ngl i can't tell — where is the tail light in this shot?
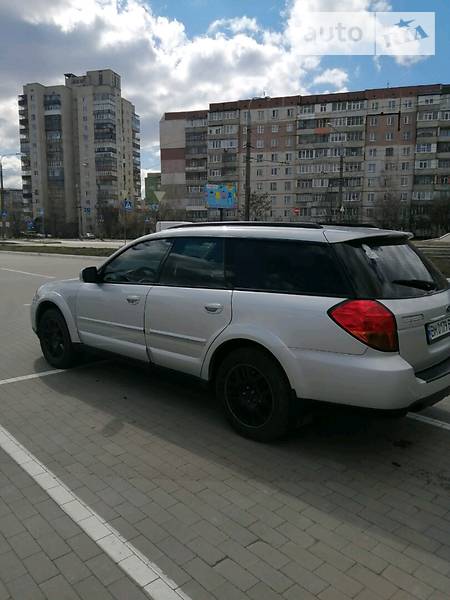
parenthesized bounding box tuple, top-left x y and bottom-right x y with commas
(329, 300, 398, 352)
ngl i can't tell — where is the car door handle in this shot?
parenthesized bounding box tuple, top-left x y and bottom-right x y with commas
(204, 303, 223, 314)
(126, 295, 141, 305)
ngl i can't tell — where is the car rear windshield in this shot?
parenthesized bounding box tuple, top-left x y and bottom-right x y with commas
(334, 238, 449, 299)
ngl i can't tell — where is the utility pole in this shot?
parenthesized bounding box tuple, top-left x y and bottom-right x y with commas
(244, 110, 252, 221)
(244, 96, 270, 221)
(339, 152, 344, 222)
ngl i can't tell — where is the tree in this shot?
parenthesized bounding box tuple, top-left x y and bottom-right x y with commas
(238, 192, 271, 221)
(430, 195, 450, 237)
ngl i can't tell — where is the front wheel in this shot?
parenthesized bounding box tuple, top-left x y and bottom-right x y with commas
(38, 308, 78, 369)
(215, 347, 292, 442)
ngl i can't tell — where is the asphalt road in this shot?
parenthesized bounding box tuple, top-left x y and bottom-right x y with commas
(0, 250, 450, 600)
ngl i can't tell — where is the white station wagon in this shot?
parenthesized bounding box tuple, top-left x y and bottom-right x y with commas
(31, 223, 450, 441)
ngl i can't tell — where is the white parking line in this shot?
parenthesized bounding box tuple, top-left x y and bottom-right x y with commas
(0, 370, 62, 386)
(407, 412, 450, 431)
(0, 267, 55, 279)
(0, 416, 190, 600)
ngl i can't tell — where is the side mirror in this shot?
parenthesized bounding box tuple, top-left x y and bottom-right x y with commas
(80, 266, 99, 283)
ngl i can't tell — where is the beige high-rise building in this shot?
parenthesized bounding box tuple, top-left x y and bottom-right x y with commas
(19, 69, 141, 236)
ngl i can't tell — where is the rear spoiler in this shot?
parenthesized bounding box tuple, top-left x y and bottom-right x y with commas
(324, 230, 413, 244)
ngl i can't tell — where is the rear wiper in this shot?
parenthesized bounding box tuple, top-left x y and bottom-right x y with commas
(391, 279, 437, 291)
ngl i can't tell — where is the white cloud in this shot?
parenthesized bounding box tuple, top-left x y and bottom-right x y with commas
(208, 16, 259, 35)
(313, 68, 349, 88)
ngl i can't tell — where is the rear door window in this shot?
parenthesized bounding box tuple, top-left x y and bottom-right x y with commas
(227, 238, 351, 296)
(159, 237, 226, 288)
(335, 239, 449, 299)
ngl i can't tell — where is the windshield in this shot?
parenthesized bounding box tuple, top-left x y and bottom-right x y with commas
(335, 239, 449, 299)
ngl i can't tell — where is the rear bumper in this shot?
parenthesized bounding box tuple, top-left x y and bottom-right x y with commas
(288, 348, 450, 411)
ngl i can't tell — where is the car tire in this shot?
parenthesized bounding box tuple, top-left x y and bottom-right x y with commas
(38, 308, 78, 369)
(215, 346, 292, 442)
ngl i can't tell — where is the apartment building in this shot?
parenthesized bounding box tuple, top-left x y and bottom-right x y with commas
(160, 84, 450, 229)
(19, 69, 141, 236)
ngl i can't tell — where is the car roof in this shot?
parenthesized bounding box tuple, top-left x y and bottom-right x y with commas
(143, 222, 411, 244)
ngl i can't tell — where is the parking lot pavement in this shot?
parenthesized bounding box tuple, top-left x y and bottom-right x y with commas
(1, 252, 450, 600)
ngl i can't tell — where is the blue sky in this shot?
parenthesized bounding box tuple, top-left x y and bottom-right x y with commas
(0, 0, 448, 188)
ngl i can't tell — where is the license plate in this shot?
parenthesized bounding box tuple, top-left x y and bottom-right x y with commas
(426, 315, 450, 344)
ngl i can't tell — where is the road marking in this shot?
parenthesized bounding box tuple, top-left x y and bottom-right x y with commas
(23, 303, 31, 307)
(0, 267, 55, 279)
(0, 423, 190, 600)
(408, 413, 450, 431)
(0, 370, 63, 386)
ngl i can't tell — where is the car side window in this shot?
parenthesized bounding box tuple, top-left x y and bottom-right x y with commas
(159, 237, 226, 288)
(101, 239, 172, 284)
(227, 238, 350, 296)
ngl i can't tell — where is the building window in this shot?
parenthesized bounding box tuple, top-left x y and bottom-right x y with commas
(385, 132, 393, 141)
(368, 148, 377, 157)
(385, 147, 394, 157)
(418, 160, 430, 168)
(285, 167, 292, 175)
(368, 163, 376, 173)
(271, 167, 278, 175)
(271, 153, 278, 162)
(403, 115, 410, 125)
(369, 132, 376, 142)
(271, 139, 278, 147)
(387, 116, 394, 126)
(388, 100, 396, 109)
(369, 116, 378, 126)
(256, 168, 263, 176)
(257, 125, 264, 134)
(256, 139, 264, 148)
(272, 109, 279, 120)
(367, 192, 375, 202)
(401, 176, 408, 186)
(401, 162, 410, 170)
(286, 137, 293, 147)
(286, 123, 293, 132)
(285, 152, 292, 161)
(272, 124, 279, 133)
(367, 178, 376, 187)
(371, 101, 379, 109)
(416, 143, 432, 153)
(404, 99, 413, 108)
(287, 108, 294, 117)
(256, 182, 263, 191)
(402, 147, 411, 156)
(284, 181, 292, 191)
(256, 154, 263, 162)
(270, 182, 277, 191)
(320, 103, 327, 112)
(403, 131, 411, 140)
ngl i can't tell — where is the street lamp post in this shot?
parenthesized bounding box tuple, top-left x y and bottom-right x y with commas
(244, 96, 270, 221)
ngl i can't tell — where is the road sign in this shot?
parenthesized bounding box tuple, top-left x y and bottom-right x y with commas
(149, 204, 159, 212)
(205, 183, 236, 209)
(38, 208, 44, 216)
(1, 211, 7, 219)
(144, 217, 150, 223)
(154, 191, 166, 202)
(123, 199, 133, 211)
(84, 207, 91, 214)
(292, 208, 300, 216)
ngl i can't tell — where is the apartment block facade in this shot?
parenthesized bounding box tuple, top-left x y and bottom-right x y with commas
(160, 84, 450, 230)
(19, 69, 141, 236)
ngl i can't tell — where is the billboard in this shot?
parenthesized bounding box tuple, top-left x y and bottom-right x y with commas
(204, 183, 236, 209)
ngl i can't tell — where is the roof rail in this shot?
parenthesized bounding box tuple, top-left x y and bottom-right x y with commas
(320, 222, 379, 228)
(170, 221, 324, 230)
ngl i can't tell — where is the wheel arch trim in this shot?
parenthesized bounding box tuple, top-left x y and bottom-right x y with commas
(35, 293, 80, 343)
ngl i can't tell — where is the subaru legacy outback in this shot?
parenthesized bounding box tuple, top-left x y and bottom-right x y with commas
(31, 223, 450, 441)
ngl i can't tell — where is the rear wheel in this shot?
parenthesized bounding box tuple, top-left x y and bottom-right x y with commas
(38, 308, 78, 369)
(215, 347, 292, 442)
